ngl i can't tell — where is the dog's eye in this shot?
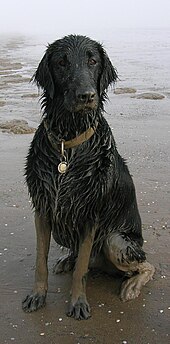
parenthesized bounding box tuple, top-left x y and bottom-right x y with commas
(58, 59, 66, 67)
(88, 58, 97, 66)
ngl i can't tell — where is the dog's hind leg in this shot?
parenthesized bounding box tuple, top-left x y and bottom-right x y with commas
(53, 252, 76, 274)
(67, 227, 96, 320)
(103, 232, 155, 302)
(22, 211, 51, 312)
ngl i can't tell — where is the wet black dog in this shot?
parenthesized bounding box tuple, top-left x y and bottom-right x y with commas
(22, 35, 154, 320)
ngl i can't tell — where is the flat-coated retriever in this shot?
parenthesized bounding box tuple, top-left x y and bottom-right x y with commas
(22, 35, 155, 320)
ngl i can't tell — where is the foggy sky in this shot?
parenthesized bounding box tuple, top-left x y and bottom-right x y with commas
(0, 0, 170, 36)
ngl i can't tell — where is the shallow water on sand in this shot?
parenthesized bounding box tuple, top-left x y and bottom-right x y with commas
(0, 28, 170, 127)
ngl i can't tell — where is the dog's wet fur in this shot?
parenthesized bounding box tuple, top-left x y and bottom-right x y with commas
(22, 35, 155, 320)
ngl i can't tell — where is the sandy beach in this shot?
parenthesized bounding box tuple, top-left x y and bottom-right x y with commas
(0, 31, 170, 344)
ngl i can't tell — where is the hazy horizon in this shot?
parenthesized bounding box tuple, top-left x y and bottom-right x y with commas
(1, 0, 170, 38)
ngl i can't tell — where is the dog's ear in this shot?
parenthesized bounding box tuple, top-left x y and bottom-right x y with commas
(99, 46, 118, 94)
(32, 52, 54, 99)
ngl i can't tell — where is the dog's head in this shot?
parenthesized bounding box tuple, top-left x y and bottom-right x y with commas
(33, 35, 118, 113)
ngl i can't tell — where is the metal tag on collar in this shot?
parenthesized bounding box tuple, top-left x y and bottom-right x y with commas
(58, 140, 68, 174)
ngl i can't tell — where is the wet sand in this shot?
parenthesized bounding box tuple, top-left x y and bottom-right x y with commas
(0, 34, 170, 344)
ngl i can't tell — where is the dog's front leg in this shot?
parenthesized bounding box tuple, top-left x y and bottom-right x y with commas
(22, 211, 51, 312)
(67, 227, 96, 320)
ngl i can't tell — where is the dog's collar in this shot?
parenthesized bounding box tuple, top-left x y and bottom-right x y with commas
(44, 119, 98, 174)
(44, 119, 98, 150)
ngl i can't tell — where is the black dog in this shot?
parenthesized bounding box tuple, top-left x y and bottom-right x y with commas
(22, 35, 155, 320)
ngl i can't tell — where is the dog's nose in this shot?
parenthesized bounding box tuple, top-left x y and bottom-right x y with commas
(77, 91, 96, 103)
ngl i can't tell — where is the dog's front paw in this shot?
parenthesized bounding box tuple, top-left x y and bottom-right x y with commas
(66, 296, 91, 320)
(22, 292, 46, 312)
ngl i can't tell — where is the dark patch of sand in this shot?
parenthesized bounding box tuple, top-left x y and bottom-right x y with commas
(0, 60, 23, 71)
(1, 75, 31, 85)
(114, 87, 137, 94)
(0, 100, 6, 107)
(21, 93, 38, 98)
(0, 82, 10, 90)
(132, 92, 165, 100)
(0, 70, 16, 76)
(0, 119, 36, 134)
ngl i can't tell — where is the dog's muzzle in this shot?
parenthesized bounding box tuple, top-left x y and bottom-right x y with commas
(64, 86, 98, 112)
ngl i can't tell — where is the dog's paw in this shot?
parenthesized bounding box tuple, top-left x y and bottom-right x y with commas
(53, 254, 75, 274)
(66, 296, 91, 320)
(120, 262, 155, 302)
(22, 292, 46, 312)
(120, 277, 141, 302)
